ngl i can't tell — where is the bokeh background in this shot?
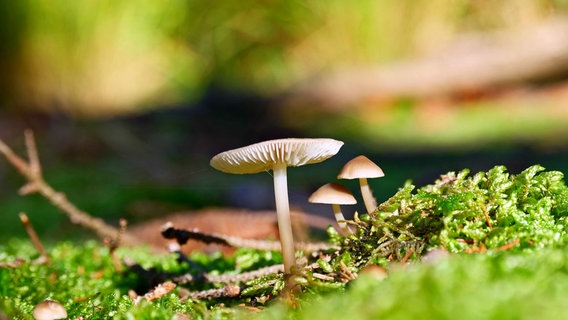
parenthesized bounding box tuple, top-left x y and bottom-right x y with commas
(2, 1, 568, 243)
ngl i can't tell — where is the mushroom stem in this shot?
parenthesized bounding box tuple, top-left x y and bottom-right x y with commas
(359, 177, 378, 213)
(331, 204, 353, 236)
(272, 163, 297, 275)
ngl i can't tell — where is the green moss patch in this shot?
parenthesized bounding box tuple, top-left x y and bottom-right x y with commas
(2, 164, 568, 319)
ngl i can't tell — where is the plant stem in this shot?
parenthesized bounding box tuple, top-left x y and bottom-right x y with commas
(19, 212, 50, 263)
(360, 177, 378, 213)
(332, 204, 353, 235)
(273, 163, 297, 275)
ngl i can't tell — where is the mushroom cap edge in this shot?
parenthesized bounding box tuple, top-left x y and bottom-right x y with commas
(210, 138, 344, 174)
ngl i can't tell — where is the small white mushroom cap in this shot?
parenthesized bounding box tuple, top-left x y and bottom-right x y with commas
(309, 183, 356, 235)
(308, 183, 357, 205)
(210, 138, 344, 174)
(33, 299, 67, 320)
(338, 155, 384, 213)
(337, 155, 384, 179)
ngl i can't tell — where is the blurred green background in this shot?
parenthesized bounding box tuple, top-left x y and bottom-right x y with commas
(2, 0, 568, 243)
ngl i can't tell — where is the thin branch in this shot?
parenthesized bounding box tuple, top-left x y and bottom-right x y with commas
(172, 263, 285, 285)
(0, 132, 138, 246)
(104, 218, 129, 271)
(161, 222, 336, 252)
(0, 258, 25, 269)
(483, 205, 493, 229)
(24, 130, 41, 176)
(130, 281, 177, 305)
(19, 212, 50, 263)
(496, 238, 520, 251)
(0, 139, 30, 177)
(400, 248, 414, 264)
(311, 272, 335, 281)
(179, 285, 241, 301)
(174, 257, 320, 286)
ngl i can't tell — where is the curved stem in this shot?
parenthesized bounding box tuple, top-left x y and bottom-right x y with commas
(332, 204, 353, 236)
(273, 163, 296, 275)
(359, 177, 378, 213)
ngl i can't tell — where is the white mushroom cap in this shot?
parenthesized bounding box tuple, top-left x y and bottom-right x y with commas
(33, 299, 67, 320)
(337, 155, 384, 179)
(337, 155, 384, 213)
(308, 183, 357, 205)
(309, 183, 356, 236)
(210, 138, 344, 174)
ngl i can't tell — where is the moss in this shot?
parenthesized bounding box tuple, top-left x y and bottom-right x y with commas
(261, 249, 568, 320)
(336, 165, 568, 271)
(2, 165, 568, 319)
(0, 240, 209, 319)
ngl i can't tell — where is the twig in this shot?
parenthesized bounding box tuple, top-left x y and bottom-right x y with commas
(496, 238, 520, 251)
(400, 248, 414, 264)
(312, 272, 335, 281)
(338, 261, 357, 282)
(0, 258, 25, 268)
(161, 222, 335, 252)
(482, 206, 493, 229)
(104, 219, 129, 271)
(0, 131, 138, 246)
(179, 285, 241, 301)
(19, 212, 50, 263)
(130, 281, 177, 305)
(173, 263, 286, 285)
(464, 243, 487, 254)
(25, 130, 41, 176)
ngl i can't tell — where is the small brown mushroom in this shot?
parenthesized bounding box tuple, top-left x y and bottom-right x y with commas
(210, 138, 344, 275)
(32, 299, 67, 320)
(308, 183, 356, 236)
(337, 155, 384, 213)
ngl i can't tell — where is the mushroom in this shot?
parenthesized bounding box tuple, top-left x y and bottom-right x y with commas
(32, 299, 67, 320)
(308, 183, 356, 236)
(210, 138, 344, 275)
(337, 155, 384, 213)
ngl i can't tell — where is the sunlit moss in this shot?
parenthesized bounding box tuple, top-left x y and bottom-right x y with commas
(333, 165, 568, 272)
(2, 165, 568, 319)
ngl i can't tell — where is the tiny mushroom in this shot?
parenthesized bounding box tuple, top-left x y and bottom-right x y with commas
(337, 155, 384, 213)
(308, 182, 356, 236)
(210, 138, 344, 276)
(32, 299, 67, 320)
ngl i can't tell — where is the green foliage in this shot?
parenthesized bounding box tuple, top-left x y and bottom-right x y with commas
(334, 165, 568, 272)
(3, 0, 568, 115)
(293, 100, 568, 152)
(2, 165, 568, 319)
(0, 240, 285, 319)
(261, 249, 568, 320)
(0, 240, 208, 319)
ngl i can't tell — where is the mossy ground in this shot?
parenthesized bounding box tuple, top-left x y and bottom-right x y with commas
(262, 249, 568, 320)
(2, 164, 568, 319)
